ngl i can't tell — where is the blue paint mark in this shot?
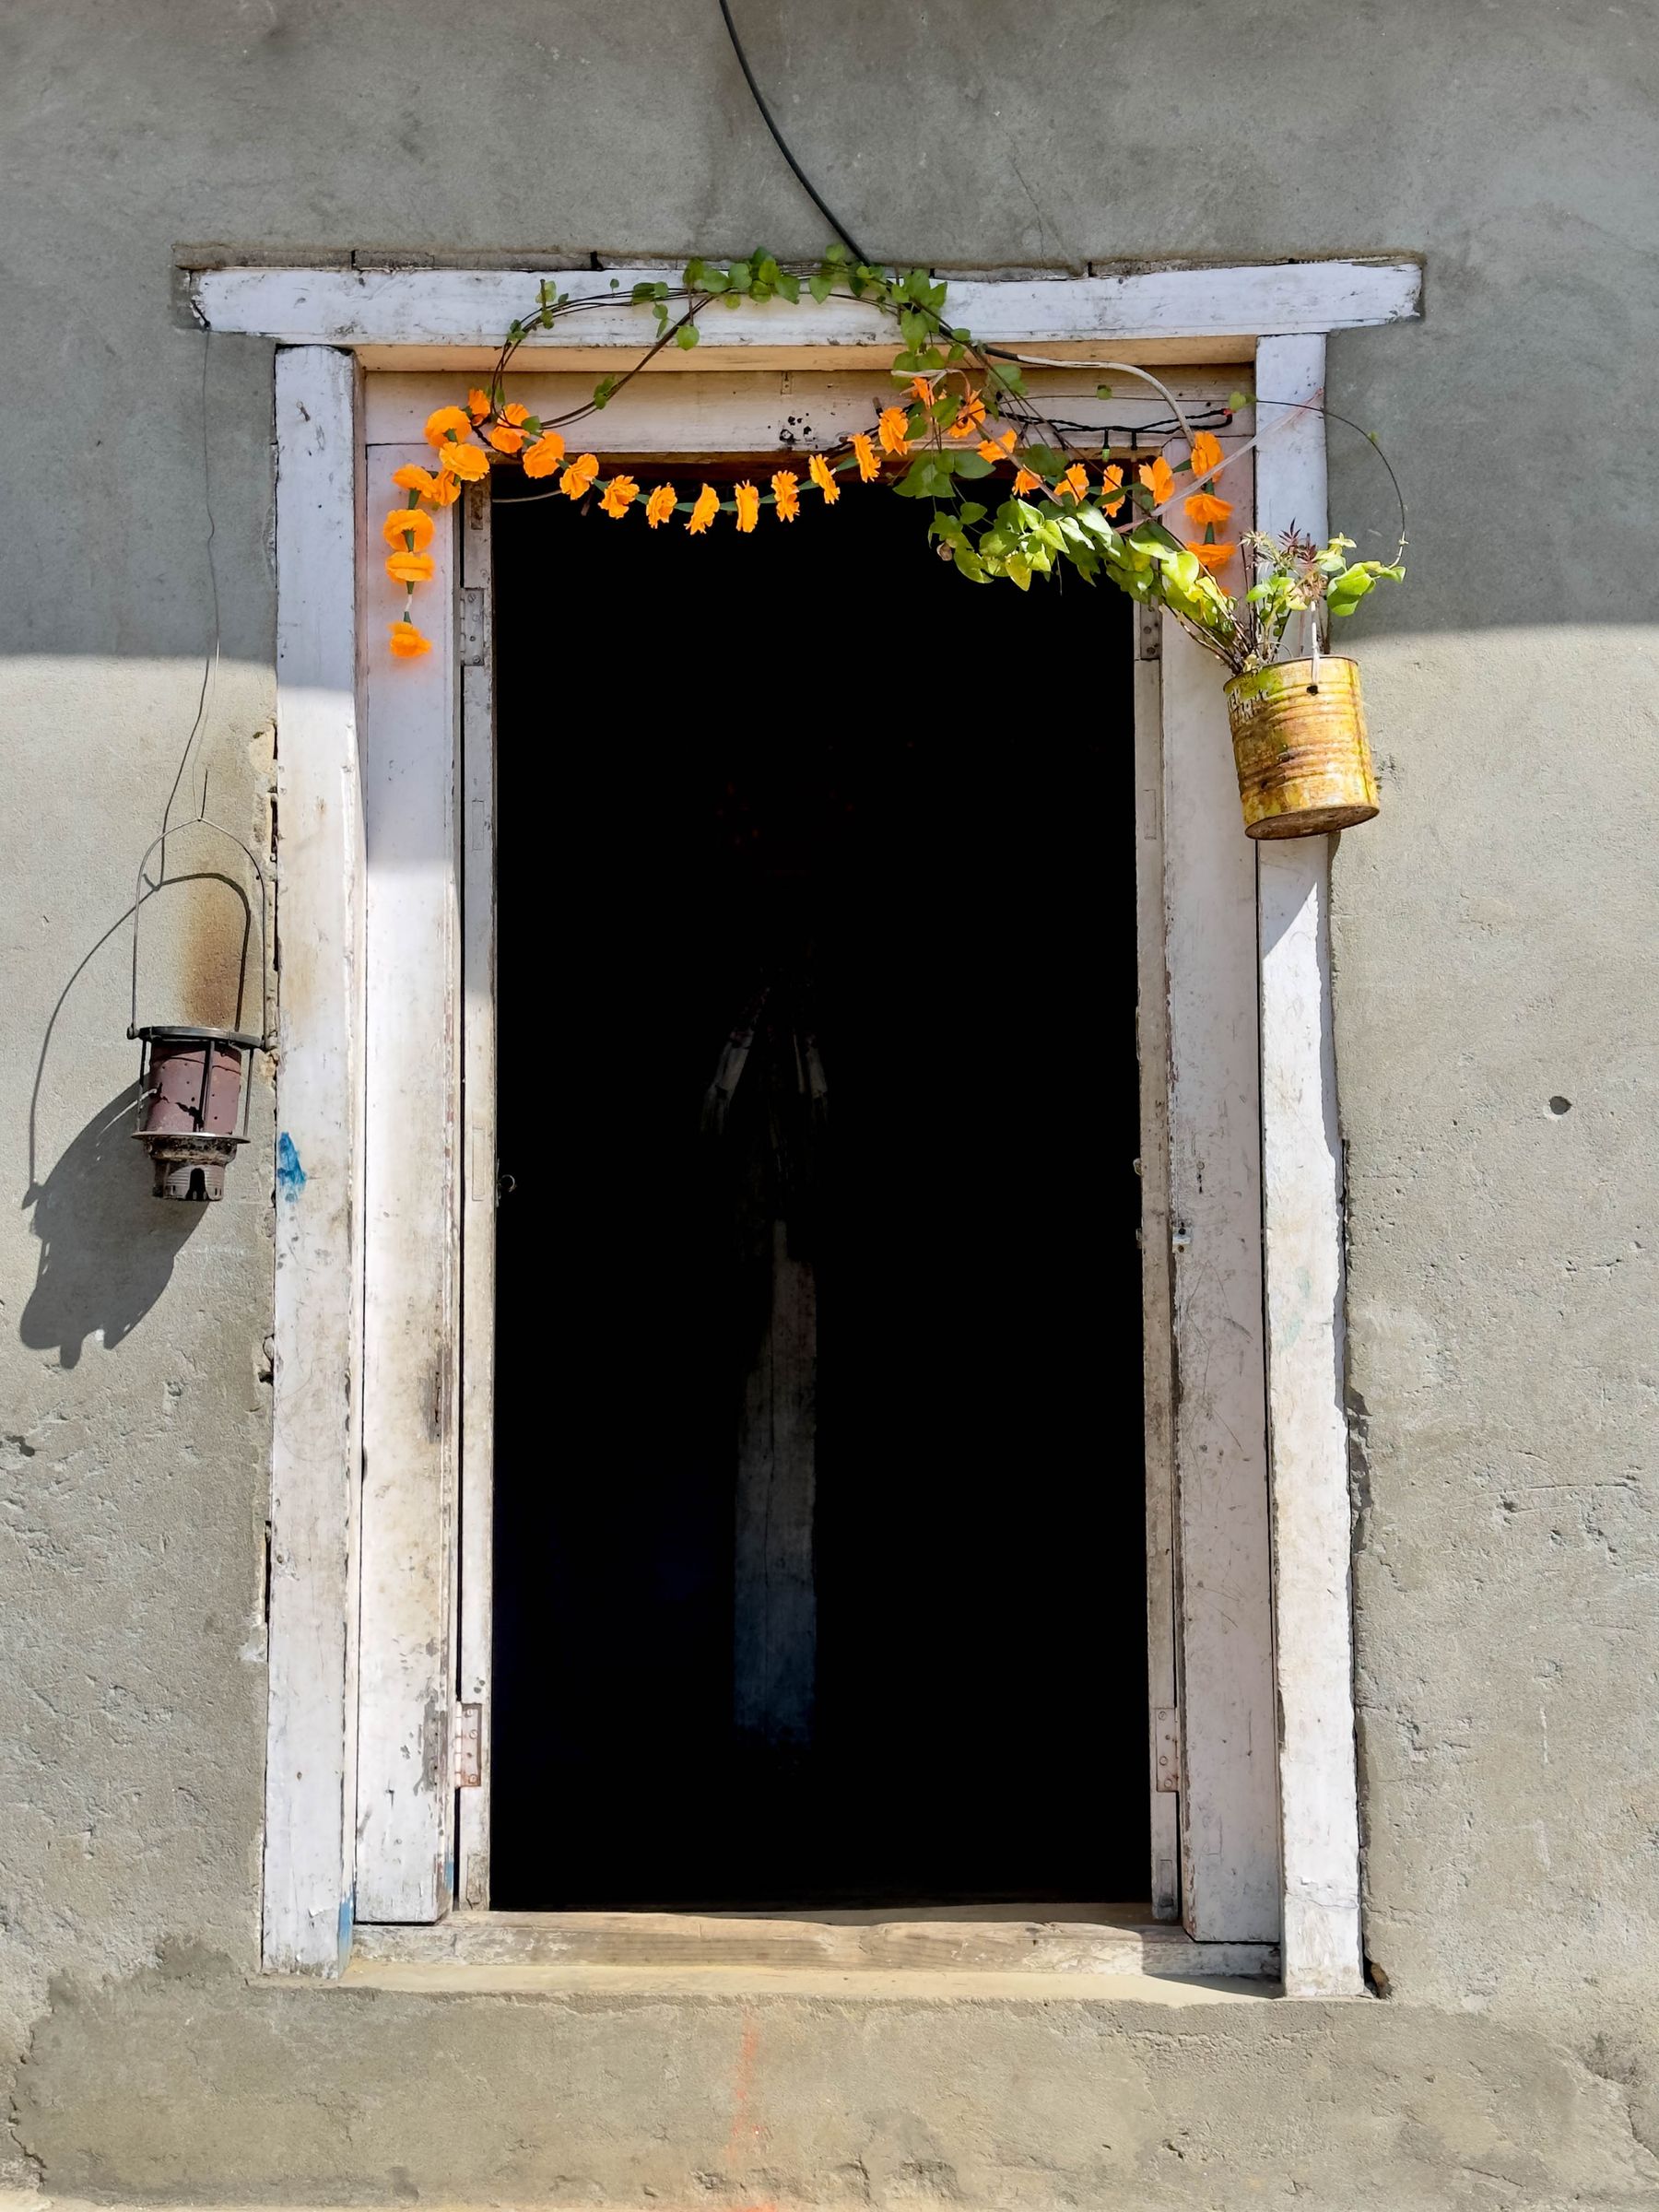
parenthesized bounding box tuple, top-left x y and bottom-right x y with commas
(337, 1895, 354, 1969)
(276, 1132, 307, 1201)
(443, 1853, 456, 1899)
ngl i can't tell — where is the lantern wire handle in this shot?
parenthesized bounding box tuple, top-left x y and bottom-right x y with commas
(128, 818, 273, 1052)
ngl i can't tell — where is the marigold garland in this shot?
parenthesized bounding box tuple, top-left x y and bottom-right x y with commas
(382, 247, 1403, 667)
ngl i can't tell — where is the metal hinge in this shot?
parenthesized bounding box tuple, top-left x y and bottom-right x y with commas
(1154, 1706, 1181, 1794)
(454, 1701, 482, 1788)
(459, 587, 488, 668)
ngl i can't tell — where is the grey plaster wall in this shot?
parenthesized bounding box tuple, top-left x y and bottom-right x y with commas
(2, 2, 1655, 2203)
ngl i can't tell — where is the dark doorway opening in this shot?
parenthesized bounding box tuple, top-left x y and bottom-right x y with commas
(489, 461, 1147, 1910)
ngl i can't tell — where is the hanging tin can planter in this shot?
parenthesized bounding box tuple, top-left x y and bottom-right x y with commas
(1224, 654, 1380, 840)
(127, 821, 273, 1201)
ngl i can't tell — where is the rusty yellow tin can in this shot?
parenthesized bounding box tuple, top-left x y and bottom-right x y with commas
(1224, 656, 1379, 840)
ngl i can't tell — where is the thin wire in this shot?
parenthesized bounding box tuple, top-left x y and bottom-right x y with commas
(714, 0, 869, 264)
(159, 326, 223, 855)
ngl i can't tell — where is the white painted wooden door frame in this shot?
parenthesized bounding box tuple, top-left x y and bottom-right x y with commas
(243, 256, 1420, 1995)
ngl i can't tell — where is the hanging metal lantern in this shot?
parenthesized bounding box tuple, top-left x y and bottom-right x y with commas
(128, 822, 272, 1202)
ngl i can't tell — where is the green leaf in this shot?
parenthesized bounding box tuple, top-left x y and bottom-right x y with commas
(808, 272, 832, 304)
(522, 416, 543, 434)
(954, 544, 988, 582)
(1096, 383, 1113, 400)
(728, 261, 753, 294)
(1167, 548, 1203, 592)
(824, 241, 853, 263)
(631, 280, 657, 302)
(1227, 389, 1253, 411)
(1006, 553, 1033, 591)
(700, 267, 729, 294)
(1326, 566, 1376, 618)
(593, 374, 619, 408)
(958, 501, 988, 526)
(675, 321, 700, 350)
(953, 450, 994, 479)
(776, 271, 801, 303)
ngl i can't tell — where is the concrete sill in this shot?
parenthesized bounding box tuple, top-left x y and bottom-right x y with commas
(344, 1902, 1280, 1998)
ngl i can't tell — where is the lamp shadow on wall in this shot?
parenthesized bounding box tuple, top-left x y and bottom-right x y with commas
(20, 1087, 205, 1370)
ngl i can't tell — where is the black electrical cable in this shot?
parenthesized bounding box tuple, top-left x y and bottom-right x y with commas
(715, 0, 871, 265)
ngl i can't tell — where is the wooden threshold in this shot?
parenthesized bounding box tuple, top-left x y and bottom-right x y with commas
(351, 1905, 1279, 1981)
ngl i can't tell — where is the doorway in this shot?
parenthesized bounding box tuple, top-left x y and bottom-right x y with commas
(488, 465, 1147, 1911)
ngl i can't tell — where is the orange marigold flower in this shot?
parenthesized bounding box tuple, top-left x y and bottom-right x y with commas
(946, 390, 986, 440)
(439, 441, 489, 483)
(388, 619, 432, 659)
(645, 482, 677, 528)
(523, 431, 566, 478)
(852, 432, 879, 482)
(426, 470, 462, 507)
(1184, 490, 1234, 529)
(502, 401, 530, 428)
(1013, 467, 1042, 496)
(1189, 429, 1224, 479)
(687, 483, 720, 535)
(909, 375, 935, 404)
(488, 424, 525, 455)
(1187, 540, 1237, 572)
(392, 463, 441, 498)
(1139, 454, 1176, 504)
(977, 429, 1018, 464)
(735, 481, 760, 533)
(424, 405, 474, 447)
(1100, 463, 1126, 514)
(878, 406, 910, 457)
(560, 453, 600, 500)
(467, 388, 492, 422)
(771, 470, 800, 522)
(385, 548, 436, 585)
(1055, 462, 1089, 503)
(600, 474, 640, 519)
(382, 505, 436, 550)
(808, 453, 841, 503)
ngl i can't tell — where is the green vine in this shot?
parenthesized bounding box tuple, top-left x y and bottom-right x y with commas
(383, 247, 1404, 667)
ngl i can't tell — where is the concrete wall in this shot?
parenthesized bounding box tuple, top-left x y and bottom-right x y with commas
(3, 2, 1656, 2202)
